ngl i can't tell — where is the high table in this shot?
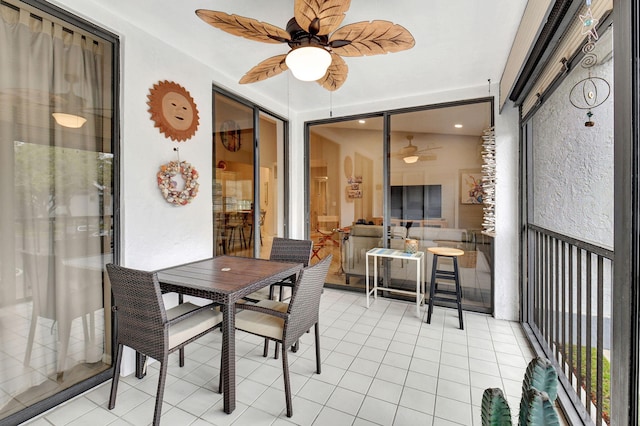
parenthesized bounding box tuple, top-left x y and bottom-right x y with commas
(365, 248, 425, 317)
(156, 256, 303, 414)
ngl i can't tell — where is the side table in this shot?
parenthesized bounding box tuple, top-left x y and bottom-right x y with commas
(365, 248, 425, 317)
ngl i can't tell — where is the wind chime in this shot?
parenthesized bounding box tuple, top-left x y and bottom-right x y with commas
(569, 0, 610, 127)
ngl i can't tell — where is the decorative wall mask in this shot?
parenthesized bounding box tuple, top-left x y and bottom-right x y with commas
(147, 80, 200, 141)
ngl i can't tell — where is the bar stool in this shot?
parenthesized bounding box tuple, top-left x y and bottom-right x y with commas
(426, 247, 464, 329)
(226, 213, 246, 252)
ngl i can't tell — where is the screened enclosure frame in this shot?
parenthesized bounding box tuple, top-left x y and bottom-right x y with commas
(516, 0, 640, 424)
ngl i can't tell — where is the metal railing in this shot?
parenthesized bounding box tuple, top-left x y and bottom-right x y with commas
(527, 225, 613, 425)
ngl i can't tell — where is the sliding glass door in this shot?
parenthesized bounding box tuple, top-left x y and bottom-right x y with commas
(213, 89, 285, 259)
(0, 0, 117, 422)
(389, 103, 492, 312)
(307, 100, 493, 313)
(308, 117, 384, 286)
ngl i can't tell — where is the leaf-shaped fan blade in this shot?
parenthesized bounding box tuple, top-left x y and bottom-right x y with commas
(316, 54, 348, 91)
(196, 10, 291, 43)
(330, 21, 415, 57)
(239, 54, 289, 84)
(294, 0, 350, 36)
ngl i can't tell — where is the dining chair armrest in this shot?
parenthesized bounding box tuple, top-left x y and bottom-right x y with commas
(167, 302, 220, 326)
(272, 279, 295, 288)
(269, 275, 297, 300)
(235, 302, 288, 319)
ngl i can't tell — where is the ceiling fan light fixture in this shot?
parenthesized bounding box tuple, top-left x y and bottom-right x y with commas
(403, 155, 419, 164)
(52, 112, 87, 128)
(285, 46, 332, 81)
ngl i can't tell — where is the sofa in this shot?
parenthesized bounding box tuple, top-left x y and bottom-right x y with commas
(342, 224, 491, 302)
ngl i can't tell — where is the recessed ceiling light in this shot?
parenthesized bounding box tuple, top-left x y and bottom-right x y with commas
(358, 120, 366, 124)
(454, 124, 463, 128)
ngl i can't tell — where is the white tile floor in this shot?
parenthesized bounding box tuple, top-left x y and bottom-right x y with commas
(24, 288, 534, 426)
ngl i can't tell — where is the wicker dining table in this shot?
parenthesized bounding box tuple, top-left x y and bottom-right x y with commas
(155, 256, 303, 414)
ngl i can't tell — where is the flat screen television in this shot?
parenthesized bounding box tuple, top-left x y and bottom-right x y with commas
(390, 184, 442, 221)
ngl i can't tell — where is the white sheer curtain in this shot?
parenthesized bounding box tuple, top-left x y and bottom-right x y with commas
(0, 1, 107, 388)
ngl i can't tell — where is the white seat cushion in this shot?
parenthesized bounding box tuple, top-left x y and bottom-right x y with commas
(168, 305, 222, 349)
(235, 302, 285, 341)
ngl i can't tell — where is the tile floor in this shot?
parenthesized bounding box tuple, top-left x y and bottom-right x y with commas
(24, 288, 534, 426)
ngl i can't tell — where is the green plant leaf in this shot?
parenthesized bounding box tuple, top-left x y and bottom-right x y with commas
(520, 389, 560, 426)
(481, 388, 512, 426)
(522, 357, 558, 401)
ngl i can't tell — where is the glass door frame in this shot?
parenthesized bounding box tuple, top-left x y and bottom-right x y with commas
(2, 0, 120, 424)
(212, 85, 290, 257)
(304, 98, 495, 312)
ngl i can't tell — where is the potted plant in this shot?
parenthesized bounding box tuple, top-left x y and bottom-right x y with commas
(481, 357, 560, 425)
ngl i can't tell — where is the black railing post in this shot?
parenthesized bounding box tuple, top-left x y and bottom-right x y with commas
(526, 224, 613, 424)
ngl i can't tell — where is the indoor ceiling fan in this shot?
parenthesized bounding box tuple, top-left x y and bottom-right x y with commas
(392, 135, 441, 163)
(195, 0, 415, 91)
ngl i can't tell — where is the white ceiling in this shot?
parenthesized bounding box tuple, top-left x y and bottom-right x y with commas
(317, 101, 492, 137)
(95, 0, 528, 116)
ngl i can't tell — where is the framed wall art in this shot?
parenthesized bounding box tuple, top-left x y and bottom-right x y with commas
(460, 172, 484, 204)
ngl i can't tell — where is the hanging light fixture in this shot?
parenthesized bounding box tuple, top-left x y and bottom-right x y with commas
(52, 74, 87, 128)
(401, 135, 419, 163)
(285, 46, 332, 81)
(52, 112, 87, 128)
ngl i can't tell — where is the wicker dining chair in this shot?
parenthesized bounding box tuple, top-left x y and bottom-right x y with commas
(233, 255, 331, 418)
(268, 237, 313, 300)
(241, 237, 313, 358)
(106, 264, 223, 426)
(244, 237, 312, 303)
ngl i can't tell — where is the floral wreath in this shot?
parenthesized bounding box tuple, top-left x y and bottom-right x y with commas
(157, 160, 199, 205)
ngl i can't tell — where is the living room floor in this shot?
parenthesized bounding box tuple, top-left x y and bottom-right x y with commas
(24, 288, 535, 426)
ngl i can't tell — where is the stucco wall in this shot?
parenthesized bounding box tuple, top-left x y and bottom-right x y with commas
(530, 31, 614, 249)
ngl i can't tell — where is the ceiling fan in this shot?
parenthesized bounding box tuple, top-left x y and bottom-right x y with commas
(392, 135, 441, 163)
(195, 0, 415, 91)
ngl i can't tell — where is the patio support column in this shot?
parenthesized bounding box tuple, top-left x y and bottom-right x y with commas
(612, 0, 640, 423)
